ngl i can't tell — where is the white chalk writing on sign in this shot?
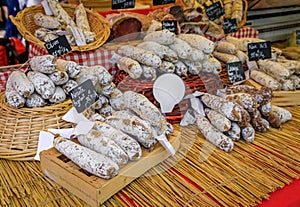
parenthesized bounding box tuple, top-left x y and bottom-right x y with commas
(248, 41, 271, 61)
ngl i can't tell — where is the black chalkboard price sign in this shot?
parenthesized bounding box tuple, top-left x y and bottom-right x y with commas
(153, 0, 175, 6)
(205, 2, 224, 21)
(223, 19, 238, 34)
(296, 30, 300, 45)
(247, 41, 272, 61)
(226, 61, 245, 84)
(69, 79, 99, 113)
(112, 0, 135, 10)
(44, 35, 71, 57)
(162, 20, 178, 34)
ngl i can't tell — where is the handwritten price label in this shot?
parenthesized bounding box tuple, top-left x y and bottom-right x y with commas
(111, 0, 135, 9)
(153, 0, 175, 6)
(247, 41, 272, 61)
(45, 35, 71, 57)
(205, 2, 224, 21)
(223, 19, 238, 34)
(69, 79, 98, 113)
(162, 20, 178, 34)
(226, 61, 245, 84)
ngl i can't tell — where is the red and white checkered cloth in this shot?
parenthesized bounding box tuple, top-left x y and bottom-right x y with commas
(206, 26, 259, 42)
(29, 45, 116, 69)
(1, 26, 258, 92)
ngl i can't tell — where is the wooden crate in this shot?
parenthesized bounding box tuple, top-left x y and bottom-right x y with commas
(245, 79, 300, 106)
(40, 129, 181, 207)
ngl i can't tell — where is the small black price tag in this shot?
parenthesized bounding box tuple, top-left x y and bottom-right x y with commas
(69, 79, 99, 113)
(296, 30, 300, 45)
(153, 0, 175, 6)
(247, 41, 272, 61)
(111, 0, 135, 10)
(205, 2, 224, 21)
(223, 19, 238, 34)
(44, 35, 71, 57)
(226, 61, 245, 84)
(162, 20, 178, 34)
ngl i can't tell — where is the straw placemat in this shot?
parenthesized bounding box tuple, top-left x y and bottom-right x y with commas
(0, 106, 300, 206)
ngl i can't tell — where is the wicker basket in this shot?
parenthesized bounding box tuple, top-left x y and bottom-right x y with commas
(237, 0, 248, 28)
(10, 3, 111, 51)
(113, 69, 224, 124)
(0, 92, 73, 161)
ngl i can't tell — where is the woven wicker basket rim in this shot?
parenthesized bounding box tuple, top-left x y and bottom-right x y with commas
(10, 3, 111, 52)
(0, 92, 73, 161)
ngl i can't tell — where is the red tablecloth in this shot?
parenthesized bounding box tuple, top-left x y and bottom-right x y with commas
(257, 176, 300, 207)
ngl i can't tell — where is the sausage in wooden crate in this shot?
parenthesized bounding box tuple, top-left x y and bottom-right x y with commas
(94, 122, 142, 161)
(77, 129, 129, 167)
(54, 138, 119, 179)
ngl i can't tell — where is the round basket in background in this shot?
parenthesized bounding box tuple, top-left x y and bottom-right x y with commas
(10, 3, 111, 51)
(0, 92, 73, 161)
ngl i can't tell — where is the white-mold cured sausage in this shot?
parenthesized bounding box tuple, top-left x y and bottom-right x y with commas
(196, 114, 234, 152)
(143, 30, 176, 45)
(224, 122, 241, 141)
(5, 75, 26, 108)
(123, 91, 168, 132)
(205, 108, 231, 132)
(77, 129, 129, 167)
(137, 41, 178, 63)
(94, 122, 142, 161)
(27, 71, 55, 99)
(54, 138, 119, 179)
(168, 38, 192, 59)
(49, 86, 66, 104)
(201, 93, 250, 124)
(178, 33, 215, 54)
(48, 71, 69, 85)
(10, 71, 34, 98)
(25, 93, 46, 108)
(105, 110, 156, 149)
(117, 56, 143, 79)
(30, 55, 56, 74)
(118, 45, 162, 68)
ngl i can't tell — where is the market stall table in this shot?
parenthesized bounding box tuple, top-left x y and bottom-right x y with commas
(0, 106, 299, 207)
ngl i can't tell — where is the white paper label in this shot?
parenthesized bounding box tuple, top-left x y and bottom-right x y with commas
(184, 91, 205, 116)
(41, 0, 53, 16)
(75, 121, 95, 135)
(180, 110, 196, 126)
(156, 134, 176, 156)
(153, 74, 185, 113)
(62, 107, 90, 124)
(47, 128, 75, 138)
(70, 27, 86, 46)
(34, 131, 55, 161)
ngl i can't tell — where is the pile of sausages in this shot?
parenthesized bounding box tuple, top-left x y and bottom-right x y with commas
(5, 55, 83, 108)
(116, 30, 222, 80)
(34, 1, 95, 46)
(54, 90, 174, 179)
(250, 51, 300, 91)
(194, 85, 292, 152)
